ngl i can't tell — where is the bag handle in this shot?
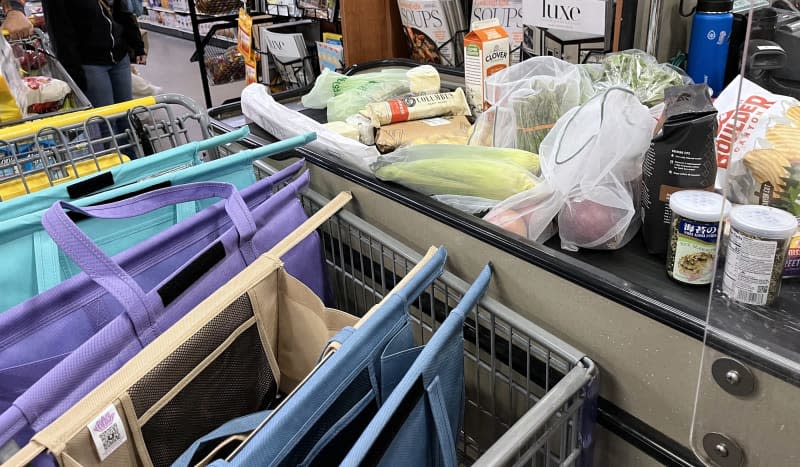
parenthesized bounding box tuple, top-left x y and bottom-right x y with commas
(323, 246, 446, 354)
(171, 410, 270, 467)
(41, 182, 257, 342)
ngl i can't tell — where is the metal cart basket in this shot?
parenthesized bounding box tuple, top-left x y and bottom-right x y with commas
(254, 159, 599, 466)
(0, 94, 211, 200)
(5, 29, 92, 126)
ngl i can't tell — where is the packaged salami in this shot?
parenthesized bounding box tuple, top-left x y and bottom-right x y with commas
(362, 88, 471, 127)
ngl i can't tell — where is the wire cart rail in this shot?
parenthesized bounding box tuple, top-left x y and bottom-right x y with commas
(4, 29, 92, 127)
(254, 159, 599, 466)
(0, 94, 211, 200)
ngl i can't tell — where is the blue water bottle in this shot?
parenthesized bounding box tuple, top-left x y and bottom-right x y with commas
(687, 0, 734, 96)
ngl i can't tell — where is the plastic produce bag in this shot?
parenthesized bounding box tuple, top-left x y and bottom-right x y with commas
(372, 144, 540, 200)
(431, 194, 499, 215)
(242, 83, 379, 172)
(0, 35, 27, 123)
(131, 71, 163, 98)
(591, 50, 686, 107)
(301, 66, 441, 122)
(485, 88, 656, 251)
(469, 57, 594, 152)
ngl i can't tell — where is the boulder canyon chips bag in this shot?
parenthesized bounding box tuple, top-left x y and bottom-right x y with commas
(5, 193, 354, 467)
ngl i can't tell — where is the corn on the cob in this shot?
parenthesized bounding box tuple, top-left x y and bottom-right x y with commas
(375, 158, 538, 200)
(388, 144, 540, 175)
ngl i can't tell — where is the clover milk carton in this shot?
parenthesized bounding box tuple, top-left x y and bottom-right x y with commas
(464, 18, 510, 114)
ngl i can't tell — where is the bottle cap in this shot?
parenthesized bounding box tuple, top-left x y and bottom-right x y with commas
(729, 205, 798, 240)
(669, 190, 730, 223)
(696, 0, 734, 13)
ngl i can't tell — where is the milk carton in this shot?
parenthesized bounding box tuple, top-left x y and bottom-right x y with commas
(464, 18, 510, 114)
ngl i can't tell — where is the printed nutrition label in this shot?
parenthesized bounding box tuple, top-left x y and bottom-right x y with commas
(723, 229, 777, 305)
(667, 149, 704, 178)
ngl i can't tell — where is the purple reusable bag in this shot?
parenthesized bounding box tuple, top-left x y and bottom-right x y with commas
(0, 163, 326, 459)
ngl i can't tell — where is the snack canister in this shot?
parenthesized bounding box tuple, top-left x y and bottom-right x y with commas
(667, 190, 730, 285)
(723, 205, 797, 305)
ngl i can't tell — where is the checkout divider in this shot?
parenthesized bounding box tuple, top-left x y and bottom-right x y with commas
(208, 60, 800, 467)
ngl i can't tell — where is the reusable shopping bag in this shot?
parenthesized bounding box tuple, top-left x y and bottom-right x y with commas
(341, 265, 492, 467)
(206, 246, 451, 467)
(0, 131, 315, 311)
(0, 165, 326, 452)
(0, 126, 250, 222)
(3, 193, 355, 467)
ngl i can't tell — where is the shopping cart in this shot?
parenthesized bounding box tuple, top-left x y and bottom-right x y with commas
(0, 94, 211, 200)
(253, 159, 599, 466)
(4, 29, 92, 126)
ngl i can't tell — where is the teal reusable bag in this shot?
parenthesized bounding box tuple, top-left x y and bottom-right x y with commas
(0, 126, 251, 222)
(0, 131, 316, 312)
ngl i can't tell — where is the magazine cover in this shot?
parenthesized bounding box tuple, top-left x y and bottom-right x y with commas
(470, 0, 522, 61)
(397, 0, 466, 66)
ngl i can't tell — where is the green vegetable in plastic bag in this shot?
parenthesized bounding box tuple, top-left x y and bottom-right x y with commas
(301, 66, 441, 122)
(590, 50, 685, 107)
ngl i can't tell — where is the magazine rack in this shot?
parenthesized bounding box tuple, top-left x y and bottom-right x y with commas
(255, 43, 320, 92)
(403, 28, 468, 68)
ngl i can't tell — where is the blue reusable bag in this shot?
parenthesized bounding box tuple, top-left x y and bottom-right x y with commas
(341, 265, 492, 467)
(0, 131, 315, 312)
(0, 126, 250, 223)
(208, 247, 449, 467)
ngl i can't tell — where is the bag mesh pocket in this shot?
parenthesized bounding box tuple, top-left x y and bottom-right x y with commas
(128, 294, 278, 467)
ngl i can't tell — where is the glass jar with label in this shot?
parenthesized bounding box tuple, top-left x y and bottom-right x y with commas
(667, 190, 730, 285)
(722, 205, 797, 306)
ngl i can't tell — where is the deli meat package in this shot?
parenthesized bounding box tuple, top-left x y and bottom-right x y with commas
(715, 76, 800, 215)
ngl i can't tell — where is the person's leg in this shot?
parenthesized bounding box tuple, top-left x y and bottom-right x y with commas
(109, 56, 133, 104)
(80, 64, 117, 155)
(108, 57, 136, 157)
(80, 64, 115, 107)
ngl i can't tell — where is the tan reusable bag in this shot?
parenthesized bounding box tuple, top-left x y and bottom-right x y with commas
(5, 192, 354, 467)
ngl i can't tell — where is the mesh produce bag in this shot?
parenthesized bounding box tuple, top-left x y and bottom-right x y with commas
(485, 88, 657, 251)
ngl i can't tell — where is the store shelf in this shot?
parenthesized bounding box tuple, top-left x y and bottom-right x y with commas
(140, 20, 237, 47)
(145, 5, 231, 16)
(140, 20, 196, 41)
(147, 5, 191, 14)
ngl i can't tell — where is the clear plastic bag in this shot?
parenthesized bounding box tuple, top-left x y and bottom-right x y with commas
(301, 66, 440, 122)
(431, 194, 499, 215)
(485, 88, 657, 251)
(590, 50, 687, 107)
(469, 57, 594, 152)
(242, 83, 379, 172)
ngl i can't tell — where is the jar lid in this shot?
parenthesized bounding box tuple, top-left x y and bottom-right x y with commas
(696, 0, 733, 13)
(669, 190, 730, 222)
(729, 205, 798, 239)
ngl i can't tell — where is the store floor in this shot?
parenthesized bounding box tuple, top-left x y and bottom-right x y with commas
(136, 31, 243, 110)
